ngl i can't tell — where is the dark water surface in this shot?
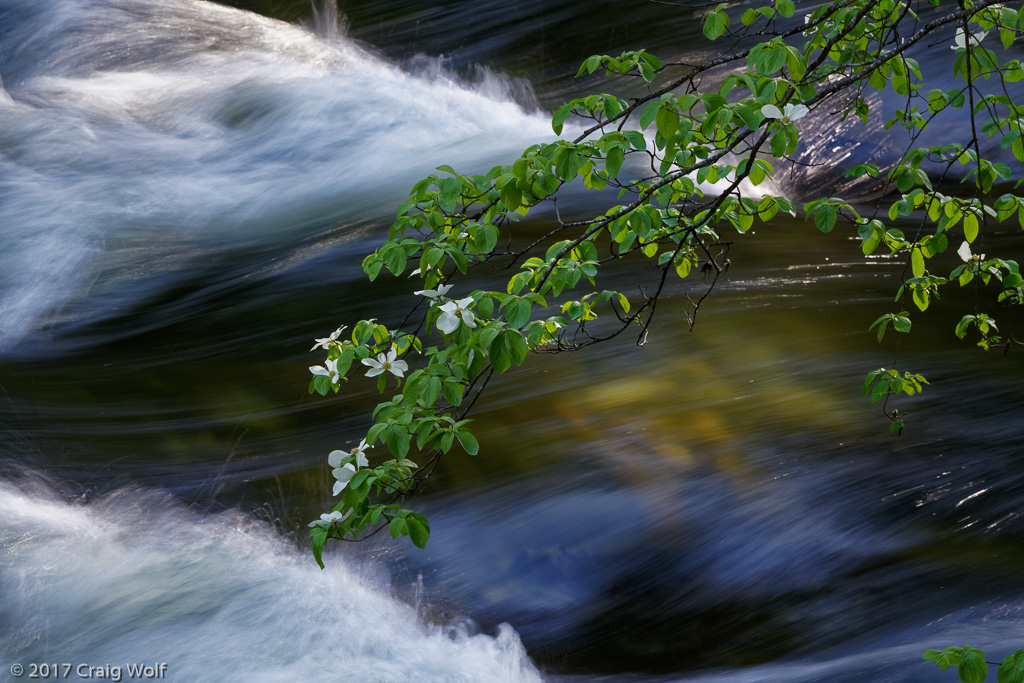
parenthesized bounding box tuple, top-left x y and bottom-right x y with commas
(2, 1, 1024, 680)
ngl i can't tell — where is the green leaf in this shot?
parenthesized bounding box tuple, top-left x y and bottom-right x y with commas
(455, 429, 480, 455)
(442, 379, 464, 406)
(912, 248, 925, 277)
(489, 332, 512, 373)
(897, 168, 915, 192)
(770, 130, 787, 157)
(505, 329, 530, 365)
(552, 103, 572, 135)
(640, 101, 661, 130)
(385, 427, 411, 460)
(606, 147, 624, 179)
(956, 315, 973, 339)
(913, 287, 929, 311)
(421, 376, 442, 406)
(860, 222, 883, 255)
(382, 244, 407, 276)
(814, 204, 837, 233)
(998, 649, 1024, 683)
(406, 516, 430, 548)
(863, 370, 880, 396)
(958, 648, 987, 683)
(656, 107, 680, 142)
(964, 213, 979, 242)
(785, 46, 805, 80)
(504, 296, 532, 328)
(438, 176, 461, 212)
(869, 67, 887, 91)
(501, 182, 522, 212)
(703, 9, 729, 40)
(388, 516, 406, 539)
(555, 147, 581, 180)
(310, 527, 327, 569)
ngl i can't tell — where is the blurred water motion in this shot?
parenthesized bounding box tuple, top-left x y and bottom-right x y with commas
(2, 0, 1024, 680)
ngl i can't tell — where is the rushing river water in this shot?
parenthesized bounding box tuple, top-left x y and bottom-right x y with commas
(2, 1, 1024, 681)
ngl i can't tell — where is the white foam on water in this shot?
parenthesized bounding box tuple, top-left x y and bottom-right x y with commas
(0, 479, 544, 682)
(0, 0, 554, 350)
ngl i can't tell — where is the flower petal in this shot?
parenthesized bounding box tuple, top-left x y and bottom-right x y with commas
(333, 463, 356, 480)
(761, 104, 783, 119)
(958, 241, 972, 262)
(365, 366, 384, 377)
(787, 104, 809, 120)
(328, 450, 346, 468)
(332, 464, 356, 494)
(390, 360, 408, 377)
(437, 311, 459, 334)
(309, 365, 328, 376)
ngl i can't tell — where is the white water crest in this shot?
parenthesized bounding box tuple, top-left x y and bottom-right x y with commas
(0, 0, 552, 351)
(0, 479, 543, 682)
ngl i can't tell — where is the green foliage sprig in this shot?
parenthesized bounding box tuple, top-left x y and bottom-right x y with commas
(303, 1, 1024, 621)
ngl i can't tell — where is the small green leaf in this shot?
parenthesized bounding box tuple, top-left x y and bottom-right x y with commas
(656, 107, 680, 142)
(703, 9, 729, 40)
(406, 517, 430, 548)
(489, 333, 512, 373)
(455, 429, 480, 455)
(442, 379, 464, 406)
(311, 528, 327, 570)
(814, 204, 837, 233)
(913, 287, 929, 311)
(912, 248, 925, 277)
(964, 213, 979, 242)
(998, 649, 1024, 683)
(958, 647, 987, 683)
(388, 517, 406, 539)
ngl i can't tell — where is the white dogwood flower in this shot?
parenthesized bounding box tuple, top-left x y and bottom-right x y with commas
(362, 348, 408, 378)
(308, 510, 350, 527)
(952, 28, 988, 50)
(958, 241, 985, 262)
(309, 358, 341, 384)
(414, 284, 453, 299)
(332, 463, 356, 496)
(761, 103, 809, 126)
(311, 325, 347, 351)
(329, 440, 370, 469)
(436, 297, 477, 334)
